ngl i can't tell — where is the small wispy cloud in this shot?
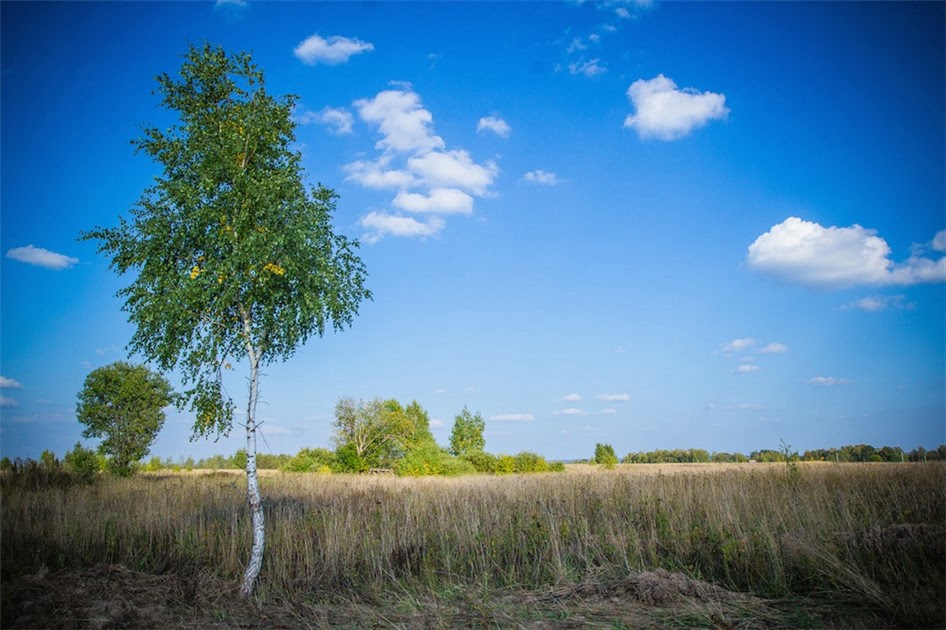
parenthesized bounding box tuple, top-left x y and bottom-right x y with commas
(597, 393, 630, 402)
(808, 376, 851, 386)
(358, 212, 444, 244)
(723, 338, 756, 353)
(556, 408, 587, 416)
(842, 295, 914, 312)
(294, 34, 374, 66)
(599, 408, 618, 415)
(477, 116, 511, 138)
(6, 245, 78, 270)
(0, 396, 20, 407)
(297, 106, 354, 135)
(0, 376, 23, 389)
(429, 418, 445, 428)
(569, 58, 606, 78)
(562, 393, 583, 402)
(490, 413, 535, 422)
(735, 364, 761, 374)
(759, 342, 788, 354)
(523, 170, 560, 185)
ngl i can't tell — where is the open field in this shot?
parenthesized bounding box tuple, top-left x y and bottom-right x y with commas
(2, 463, 944, 628)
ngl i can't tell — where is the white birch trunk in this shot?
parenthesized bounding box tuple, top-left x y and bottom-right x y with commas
(239, 313, 265, 598)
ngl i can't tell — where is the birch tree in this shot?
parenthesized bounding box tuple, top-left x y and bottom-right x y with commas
(81, 44, 370, 597)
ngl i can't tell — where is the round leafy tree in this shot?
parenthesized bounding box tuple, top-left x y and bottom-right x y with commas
(76, 361, 173, 477)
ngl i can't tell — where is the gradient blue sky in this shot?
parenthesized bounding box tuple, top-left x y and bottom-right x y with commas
(2, 1, 944, 462)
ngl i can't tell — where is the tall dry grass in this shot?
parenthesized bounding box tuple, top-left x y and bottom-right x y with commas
(2, 463, 943, 625)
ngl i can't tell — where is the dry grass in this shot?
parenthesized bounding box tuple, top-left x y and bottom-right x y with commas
(2, 463, 944, 627)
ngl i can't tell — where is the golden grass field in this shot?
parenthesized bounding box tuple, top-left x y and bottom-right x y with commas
(2, 462, 944, 628)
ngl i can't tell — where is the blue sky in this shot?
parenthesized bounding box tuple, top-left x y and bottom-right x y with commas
(2, 1, 944, 462)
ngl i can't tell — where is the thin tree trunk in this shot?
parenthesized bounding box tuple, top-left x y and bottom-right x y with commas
(239, 312, 265, 598)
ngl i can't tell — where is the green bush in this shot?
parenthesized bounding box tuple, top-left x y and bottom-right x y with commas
(548, 461, 566, 472)
(395, 443, 476, 477)
(495, 454, 516, 474)
(282, 448, 336, 473)
(594, 443, 619, 468)
(461, 451, 497, 473)
(513, 451, 549, 473)
(63, 443, 99, 482)
(332, 443, 368, 473)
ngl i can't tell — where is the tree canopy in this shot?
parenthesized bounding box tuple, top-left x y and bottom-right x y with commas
(75, 361, 173, 476)
(449, 406, 485, 456)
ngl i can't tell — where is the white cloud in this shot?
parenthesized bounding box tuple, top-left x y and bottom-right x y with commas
(477, 116, 511, 138)
(735, 364, 760, 374)
(557, 408, 587, 416)
(843, 295, 913, 312)
(759, 342, 788, 354)
(624, 74, 729, 141)
(747, 217, 946, 288)
(0, 376, 23, 389)
(615, 7, 632, 19)
(299, 107, 354, 135)
(490, 413, 535, 422)
(723, 338, 756, 353)
(294, 34, 374, 66)
(407, 150, 498, 196)
(355, 88, 444, 155)
(523, 170, 560, 185)
(597, 393, 630, 401)
(358, 212, 444, 244)
(599, 408, 618, 415)
(0, 396, 19, 407)
(6, 245, 78, 270)
(933, 230, 946, 252)
(569, 58, 607, 78)
(429, 418, 445, 428)
(343, 159, 416, 190)
(562, 393, 582, 402)
(808, 376, 851, 386)
(392, 188, 474, 215)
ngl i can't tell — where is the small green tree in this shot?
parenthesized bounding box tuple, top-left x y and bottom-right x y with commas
(449, 407, 485, 456)
(332, 398, 416, 469)
(81, 45, 370, 596)
(594, 443, 618, 468)
(64, 442, 100, 482)
(75, 362, 173, 477)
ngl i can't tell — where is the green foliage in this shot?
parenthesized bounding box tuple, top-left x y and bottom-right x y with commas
(593, 443, 618, 468)
(513, 451, 549, 473)
(449, 406, 485, 456)
(39, 450, 59, 470)
(461, 451, 498, 473)
(281, 447, 336, 473)
(332, 397, 425, 469)
(75, 361, 173, 477)
(80, 43, 371, 440)
(0, 457, 12, 472)
(495, 454, 516, 474)
(394, 443, 476, 477)
(63, 443, 100, 482)
(332, 443, 368, 473)
(547, 461, 566, 472)
(623, 448, 715, 464)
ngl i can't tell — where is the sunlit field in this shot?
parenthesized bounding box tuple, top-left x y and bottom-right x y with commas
(2, 462, 944, 628)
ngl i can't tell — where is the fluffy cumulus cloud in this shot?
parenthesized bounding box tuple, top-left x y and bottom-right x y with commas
(6, 245, 78, 270)
(477, 116, 511, 138)
(347, 86, 499, 242)
(523, 170, 560, 185)
(294, 34, 374, 65)
(359, 212, 444, 245)
(392, 188, 473, 214)
(0, 376, 23, 389)
(808, 376, 851, 386)
(624, 74, 729, 141)
(759, 342, 788, 354)
(747, 218, 946, 288)
(490, 413, 535, 422)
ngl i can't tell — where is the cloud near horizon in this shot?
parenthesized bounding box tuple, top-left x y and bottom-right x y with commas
(490, 413, 535, 422)
(624, 74, 729, 140)
(748, 218, 946, 288)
